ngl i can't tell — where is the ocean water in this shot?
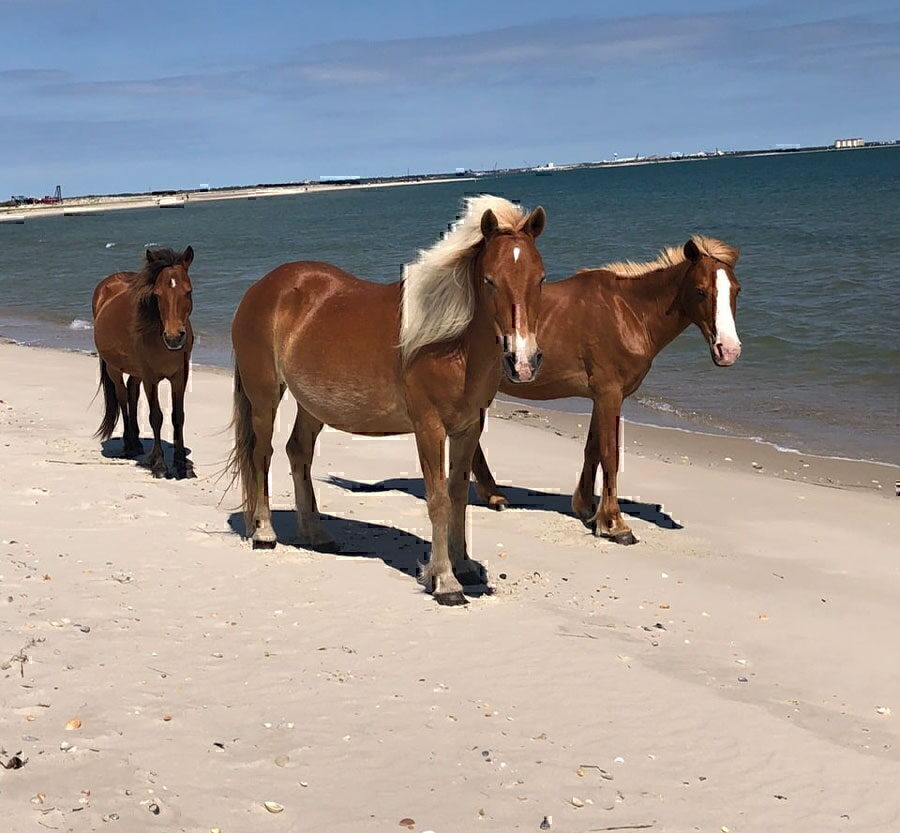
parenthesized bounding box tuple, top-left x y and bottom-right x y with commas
(1, 148, 898, 464)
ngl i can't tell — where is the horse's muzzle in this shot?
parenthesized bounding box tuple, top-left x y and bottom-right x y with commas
(502, 349, 543, 384)
(164, 331, 187, 351)
(711, 338, 741, 367)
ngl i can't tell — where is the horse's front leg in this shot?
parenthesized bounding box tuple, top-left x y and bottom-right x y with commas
(413, 416, 466, 606)
(586, 390, 637, 545)
(124, 375, 143, 457)
(143, 380, 168, 479)
(447, 421, 488, 586)
(471, 443, 510, 510)
(170, 366, 195, 479)
(572, 399, 602, 521)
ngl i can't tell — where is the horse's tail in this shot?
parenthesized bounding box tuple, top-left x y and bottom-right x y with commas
(226, 363, 257, 532)
(94, 359, 120, 440)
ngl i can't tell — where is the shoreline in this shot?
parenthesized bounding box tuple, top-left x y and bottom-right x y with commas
(6, 144, 897, 222)
(5, 337, 896, 499)
(0, 175, 477, 221)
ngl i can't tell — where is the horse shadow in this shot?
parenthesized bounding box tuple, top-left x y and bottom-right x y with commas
(325, 475, 683, 531)
(226, 510, 492, 599)
(100, 437, 195, 478)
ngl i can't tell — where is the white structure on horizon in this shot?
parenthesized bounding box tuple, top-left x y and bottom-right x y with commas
(834, 137, 864, 148)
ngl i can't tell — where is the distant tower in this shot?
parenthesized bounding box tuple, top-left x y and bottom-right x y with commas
(54, 185, 62, 202)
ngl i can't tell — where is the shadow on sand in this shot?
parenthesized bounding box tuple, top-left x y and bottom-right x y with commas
(100, 437, 195, 478)
(325, 475, 683, 531)
(226, 510, 492, 600)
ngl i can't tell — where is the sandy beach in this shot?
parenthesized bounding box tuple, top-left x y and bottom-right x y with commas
(1, 341, 898, 832)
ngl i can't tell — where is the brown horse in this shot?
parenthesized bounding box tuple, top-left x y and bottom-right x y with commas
(92, 246, 196, 479)
(228, 196, 546, 605)
(472, 235, 742, 544)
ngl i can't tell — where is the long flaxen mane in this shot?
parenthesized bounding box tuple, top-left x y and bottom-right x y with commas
(399, 195, 527, 363)
(128, 248, 185, 337)
(600, 235, 740, 278)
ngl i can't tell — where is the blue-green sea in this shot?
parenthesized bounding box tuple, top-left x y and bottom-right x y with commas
(1, 147, 898, 463)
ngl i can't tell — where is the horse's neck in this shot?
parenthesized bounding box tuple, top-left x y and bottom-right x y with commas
(463, 293, 503, 370)
(618, 262, 690, 357)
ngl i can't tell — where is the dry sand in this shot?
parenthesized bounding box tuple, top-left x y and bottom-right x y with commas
(0, 342, 897, 833)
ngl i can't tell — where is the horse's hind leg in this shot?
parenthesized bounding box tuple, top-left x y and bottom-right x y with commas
(286, 404, 337, 553)
(247, 381, 284, 548)
(143, 380, 168, 479)
(123, 376, 143, 457)
(471, 442, 509, 510)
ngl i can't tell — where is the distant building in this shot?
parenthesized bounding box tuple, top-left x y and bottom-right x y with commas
(834, 138, 864, 148)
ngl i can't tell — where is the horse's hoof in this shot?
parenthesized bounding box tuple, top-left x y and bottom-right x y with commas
(434, 591, 468, 606)
(455, 561, 486, 586)
(175, 467, 196, 480)
(611, 530, 638, 545)
(252, 538, 277, 550)
(487, 495, 509, 511)
(151, 467, 167, 479)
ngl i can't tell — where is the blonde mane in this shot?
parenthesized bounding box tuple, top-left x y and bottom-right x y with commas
(400, 195, 527, 362)
(600, 234, 740, 278)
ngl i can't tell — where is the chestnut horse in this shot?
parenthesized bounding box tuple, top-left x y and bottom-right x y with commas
(92, 246, 196, 479)
(472, 236, 742, 544)
(228, 196, 546, 605)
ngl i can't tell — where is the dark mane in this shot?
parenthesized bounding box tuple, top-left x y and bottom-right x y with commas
(128, 248, 187, 338)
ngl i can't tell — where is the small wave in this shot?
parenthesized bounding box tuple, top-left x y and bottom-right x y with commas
(105, 242, 116, 248)
(68, 319, 93, 331)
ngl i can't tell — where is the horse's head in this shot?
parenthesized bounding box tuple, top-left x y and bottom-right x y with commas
(678, 238, 742, 367)
(147, 246, 194, 351)
(478, 206, 547, 383)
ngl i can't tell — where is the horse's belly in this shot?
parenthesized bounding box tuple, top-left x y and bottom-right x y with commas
(283, 367, 412, 435)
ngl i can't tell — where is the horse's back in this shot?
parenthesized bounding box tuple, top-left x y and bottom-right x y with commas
(233, 262, 410, 433)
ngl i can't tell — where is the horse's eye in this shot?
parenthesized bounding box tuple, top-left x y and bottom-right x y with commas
(483, 276, 495, 287)
(696, 288, 707, 298)
(539, 274, 547, 283)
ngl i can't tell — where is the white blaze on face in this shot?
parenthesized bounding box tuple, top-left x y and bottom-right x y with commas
(509, 303, 538, 382)
(513, 246, 521, 263)
(170, 278, 176, 288)
(714, 268, 741, 364)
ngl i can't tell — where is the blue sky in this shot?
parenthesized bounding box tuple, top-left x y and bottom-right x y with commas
(2, 0, 898, 195)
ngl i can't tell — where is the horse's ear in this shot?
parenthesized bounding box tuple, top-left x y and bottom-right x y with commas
(481, 209, 499, 239)
(683, 238, 702, 262)
(145, 247, 159, 264)
(523, 206, 546, 239)
(181, 245, 194, 268)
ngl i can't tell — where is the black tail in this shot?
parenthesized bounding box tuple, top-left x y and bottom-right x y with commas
(94, 359, 120, 440)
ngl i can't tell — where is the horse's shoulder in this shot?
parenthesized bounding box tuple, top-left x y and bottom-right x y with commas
(92, 272, 134, 317)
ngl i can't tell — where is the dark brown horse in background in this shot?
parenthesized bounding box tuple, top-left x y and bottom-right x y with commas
(228, 196, 546, 605)
(92, 246, 196, 479)
(472, 236, 742, 544)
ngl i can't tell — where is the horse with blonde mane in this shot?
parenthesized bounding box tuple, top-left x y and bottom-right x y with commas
(472, 235, 743, 544)
(229, 196, 546, 605)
